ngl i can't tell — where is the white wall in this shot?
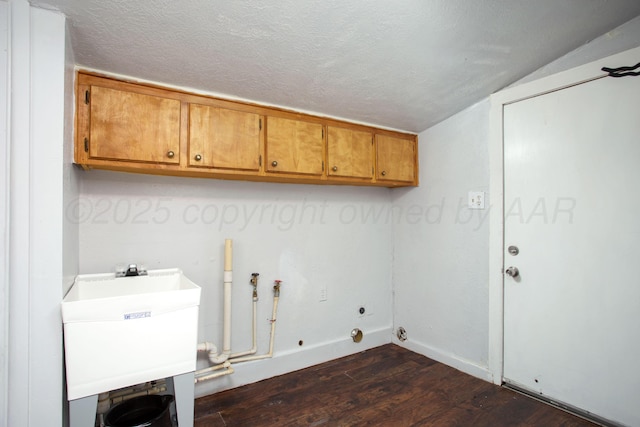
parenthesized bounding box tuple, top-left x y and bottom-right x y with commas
(78, 172, 394, 396)
(391, 15, 640, 383)
(517, 15, 640, 86)
(391, 100, 492, 380)
(6, 2, 72, 426)
(28, 7, 67, 424)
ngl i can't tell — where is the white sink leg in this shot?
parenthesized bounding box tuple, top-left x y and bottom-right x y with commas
(69, 394, 98, 427)
(166, 371, 195, 426)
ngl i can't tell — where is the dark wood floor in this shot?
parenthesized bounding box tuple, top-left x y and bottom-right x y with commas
(194, 344, 596, 426)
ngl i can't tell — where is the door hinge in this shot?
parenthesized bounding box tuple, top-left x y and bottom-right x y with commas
(322, 128, 324, 139)
(259, 155, 262, 167)
(259, 118, 262, 131)
(322, 161, 325, 171)
(84, 90, 90, 105)
(83, 137, 89, 152)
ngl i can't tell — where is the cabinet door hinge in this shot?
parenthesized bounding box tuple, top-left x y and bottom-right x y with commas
(322, 128, 324, 139)
(259, 155, 262, 167)
(83, 137, 89, 152)
(84, 90, 90, 105)
(322, 161, 325, 171)
(259, 118, 262, 131)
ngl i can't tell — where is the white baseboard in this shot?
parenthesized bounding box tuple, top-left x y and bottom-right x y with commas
(392, 337, 494, 383)
(195, 326, 392, 398)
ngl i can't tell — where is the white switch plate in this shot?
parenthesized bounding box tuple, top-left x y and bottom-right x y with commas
(468, 191, 485, 209)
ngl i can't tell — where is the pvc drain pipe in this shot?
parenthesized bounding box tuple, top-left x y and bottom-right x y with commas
(197, 272, 260, 375)
(220, 239, 233, 361)
(194, 242, 283, 383)
(195, 361, 234, 383)
(199, 239, 233, 365)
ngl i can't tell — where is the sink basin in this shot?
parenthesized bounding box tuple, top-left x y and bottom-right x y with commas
(62, 268, 201, 400)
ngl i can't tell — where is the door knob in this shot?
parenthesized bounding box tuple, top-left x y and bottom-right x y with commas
(505, 267, 519, 278)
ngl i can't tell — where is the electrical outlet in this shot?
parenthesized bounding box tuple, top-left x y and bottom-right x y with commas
(319, 286, 327, 302)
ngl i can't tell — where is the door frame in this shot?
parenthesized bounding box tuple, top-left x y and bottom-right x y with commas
(487, 45, 640, 385)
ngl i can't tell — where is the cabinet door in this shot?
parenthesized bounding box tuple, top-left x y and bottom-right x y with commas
(375, 135, 416, 183)
(89, 85, 181, 164)
(327, 126, 373, 180)
(189, 104, 261, 171)
(266, 117, 324, 176)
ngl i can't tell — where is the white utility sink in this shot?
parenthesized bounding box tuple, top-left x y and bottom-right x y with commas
(62, 268, 201, 400)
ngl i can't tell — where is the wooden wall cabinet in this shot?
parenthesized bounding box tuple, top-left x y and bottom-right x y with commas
(79, 84, 181, 165)
(265, 116, 324, 176)
(75, 71, 418, 187)
(375, 134, 417, 184)
(189, 104, 262, 172)
(327, 126, 374, 181)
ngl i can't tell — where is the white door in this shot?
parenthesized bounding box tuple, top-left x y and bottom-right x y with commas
(503, 73, 640, 426)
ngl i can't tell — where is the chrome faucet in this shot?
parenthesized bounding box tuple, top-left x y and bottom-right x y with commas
(116, 264, 147, 277)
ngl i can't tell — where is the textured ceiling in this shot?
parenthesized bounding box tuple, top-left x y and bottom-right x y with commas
(31, 0, 640, 133)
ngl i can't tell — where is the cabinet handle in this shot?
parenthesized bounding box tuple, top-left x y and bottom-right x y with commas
(194, 154, 202, 161)
(271, 160, 278, 167)
(332, 166, 338, 172)
(167, 151, 175, 159)
(381, 170, 387, 176)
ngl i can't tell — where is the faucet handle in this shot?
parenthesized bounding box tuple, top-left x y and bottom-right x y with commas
(250, 273, 260, 286)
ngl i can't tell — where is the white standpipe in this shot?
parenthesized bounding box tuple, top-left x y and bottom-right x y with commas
(222, 238, 232, 358)
(197, 239, 233, 366)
